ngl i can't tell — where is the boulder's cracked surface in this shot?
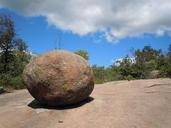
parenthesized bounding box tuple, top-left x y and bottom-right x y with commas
(23, 50, 94, 106)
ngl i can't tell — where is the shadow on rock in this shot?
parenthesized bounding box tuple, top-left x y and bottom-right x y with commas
(28, 97, 94, 110)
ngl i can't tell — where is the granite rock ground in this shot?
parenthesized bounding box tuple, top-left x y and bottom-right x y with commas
(0, 79, 171, 128)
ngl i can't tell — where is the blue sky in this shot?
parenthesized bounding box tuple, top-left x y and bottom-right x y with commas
(0, 3, 171, 67)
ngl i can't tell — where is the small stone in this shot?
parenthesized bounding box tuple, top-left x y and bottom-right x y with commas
(58, 120, 63, 123)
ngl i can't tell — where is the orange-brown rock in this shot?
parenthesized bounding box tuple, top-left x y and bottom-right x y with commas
(23, 50, 94, 106)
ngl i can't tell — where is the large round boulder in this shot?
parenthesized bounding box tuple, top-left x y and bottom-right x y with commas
(23, 50, 94, 106)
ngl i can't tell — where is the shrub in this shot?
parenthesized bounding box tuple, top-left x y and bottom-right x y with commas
(95, 79, 105, 84)
(0, 74, 25, 89)
(9, 76, 25, 89)
(0, 74, 12, 87)
(124, 75, 135, 81)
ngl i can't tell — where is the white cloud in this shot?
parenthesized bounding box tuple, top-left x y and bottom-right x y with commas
(0, 0, 171, 42)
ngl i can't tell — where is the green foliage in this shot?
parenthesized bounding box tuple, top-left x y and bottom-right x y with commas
(76, 45, 171, 84)
(124, 75, 135, 81)
(0, 15, 30, 89)
(167, 44, 171, 59)
(0, 74, 12, 87)
(75, 50, 89, 61)
(9, 76, 25, 89)
(117, 55, 135, 80)
(131, 46, 164, 79)
(159, 58, 171, 78)
(104, 66, 119, 82)
(0, 74, 25, 89)
(92, 65, 105, 84)
(0, 15, 16, 72)
(92, 65, 121, 84)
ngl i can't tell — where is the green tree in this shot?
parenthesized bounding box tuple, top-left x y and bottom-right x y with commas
(168, 44, 171, 61)
(117, 55, 135, 80)
(92, 65, 105, 84)
(134, 46, 163, 78)
(75, 50, 89, 61)
(159, 44, 171, 78)
(0, 15, 30, 89)
(0, 15, 15, 73)
(104, 65, 119, 81)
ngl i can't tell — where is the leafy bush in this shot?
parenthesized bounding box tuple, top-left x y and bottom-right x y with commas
(0, 74, 25, 89)
(9, 76, 25, 89)
(0, 74, 12, 87)
(124, 75, 135, 81)
(159, 63, 171, 78)
(94, 79, 105, 84)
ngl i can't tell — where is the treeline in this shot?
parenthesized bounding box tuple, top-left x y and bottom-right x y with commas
(0, 15, 171, 90)
(75, 45, 171, 84)
(0, 16, 31, 89)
